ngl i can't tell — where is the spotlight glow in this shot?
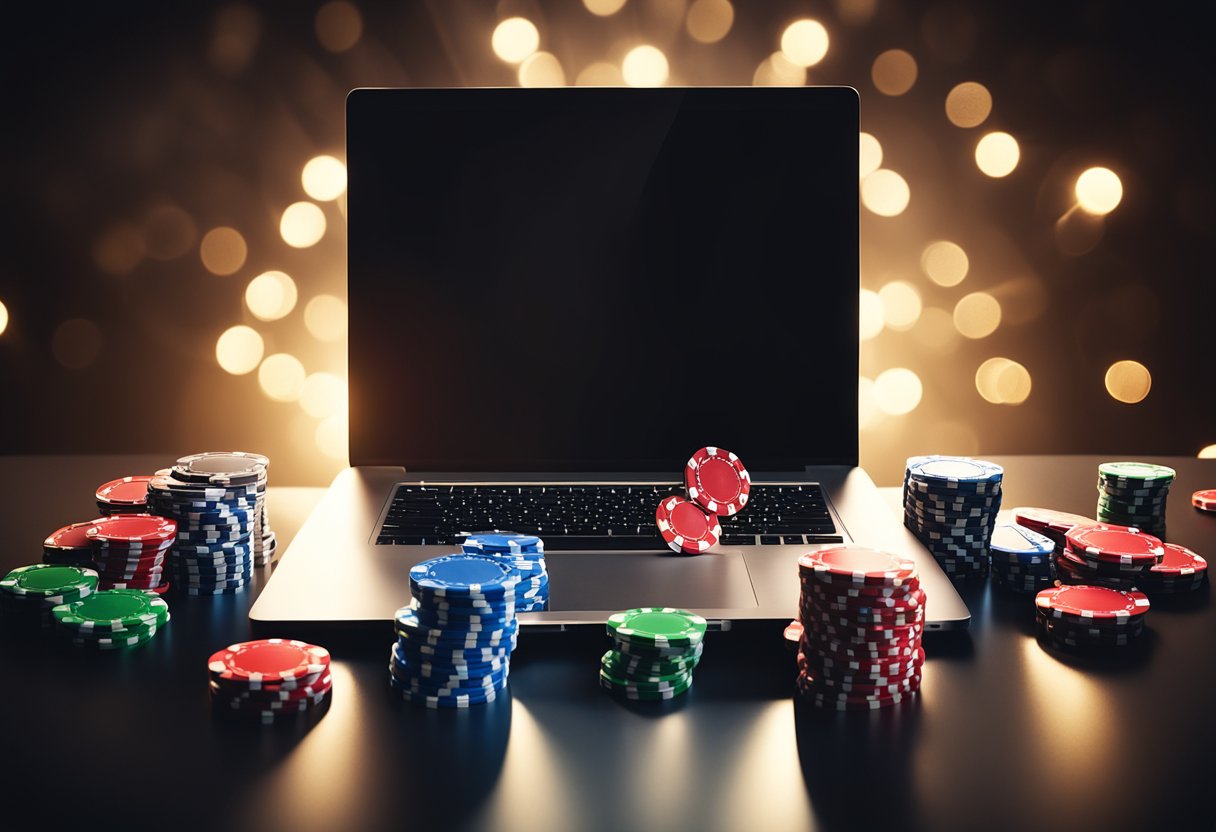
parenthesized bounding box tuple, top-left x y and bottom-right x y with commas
(861, 169, 910, 217)
(315, 414, 349, 461)
(304, 294, 348, 342)
(945, 82, 992, 128)
(976, 357, 1032, 405)
(921, 241, 969, 287)
(0, 300, 8, 336)
(215, 326, 264, 375)
(519, 51, 566, 87)
(686, 0, 734, 44)
(1199, 445, 1216, 459)
(874, 368, 923, 415)
(575, 62, 624, 85)
(300, 372, 347, 419)
(245, 271, 299, 321)
(859, 289, 884, 340)
(752, 52, 805, 86)
(859, 132, 882, 178)
(953, 292, 1002, 338)
(622, 45, 669, 87)
(858, 376, 880, 429)
(583, 0, 627, 15)
(199, 227, 248, 276)
(780, 19, 829, 68)
(879, 281, 923, 331)
(1104, 360, 1151, 404)
(1075, 167, 1123, 215)
(492, 18, 540, 64)
(280, 202, 327, 248)
(871, 49, 917, 96)
(258, 353, 307, 402)
(975, 131, 1020, 177)
(302, 155, 347, 201)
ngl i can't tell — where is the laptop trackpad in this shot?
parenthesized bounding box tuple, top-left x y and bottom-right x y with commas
(545, 550, 758, 612)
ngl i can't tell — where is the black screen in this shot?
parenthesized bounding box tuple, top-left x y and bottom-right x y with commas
(347, 87, 858, 472)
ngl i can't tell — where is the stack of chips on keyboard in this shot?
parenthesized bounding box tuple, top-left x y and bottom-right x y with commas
(600, 607, 705, 701)
(461, 532, 548, 612)
(902, 455, 1003, 581)
(987, 522, 1056, 594)
(655, 447, 751, 555)
(390, 554, 521, 708)
(1, 564, 99, 630)
(1096, 461, 1174, 540)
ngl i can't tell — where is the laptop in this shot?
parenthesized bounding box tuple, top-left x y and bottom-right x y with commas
(249, 86, 971, 633)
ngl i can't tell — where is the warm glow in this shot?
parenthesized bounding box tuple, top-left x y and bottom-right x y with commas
(302, 155, 348, 201)
(575, 62, 624, 85)
(280, 202, 327, 248)
(583, 0, 627, 15)
(911, 307, 960, 354)
(315, 414, 349, 460)
(879, 281, 922, 331)
(622, 45, 669, 87)
(199, 227, 247, 276)
(93, 223, 145, 275)
(245, 270, 298, 321)
(0, 300, 9, 336)
(871, 49, 917, 96)
(859, 132, 882, 178)
(51, 319, 103, 370)
(315, 1, 362, 53)
(752, 52, 805, 86)
(1075, 167, 1123, 215)
(953, 292, 1002, 338)
(975, 131, 1020, 177)
(300, 372, 347, 419)
(945, 81, 992, 128)
(837, 0, 877, 25)
(858, 289, 884, 340)
(1199, 445, 1216, 459)
(492, 17, 540, 64)
(143, 203, 197, 260)
(861, 169, 909, 216)
(858, 376, 880, 429)
(304, 294, 348, 342)
(686, 0, 734, 44)
(1104, 360, 1151, 404)
(976, 357, 1032, 405)
(519, 51, 566, 87)
(874, 368, 923, 415)
(258, 353, 307, 402)
(215, 325, 264, 375)
(780, 19, 829, 67)
(921, 241, 969, 287)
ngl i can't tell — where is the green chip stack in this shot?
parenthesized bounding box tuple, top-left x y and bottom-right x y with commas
(600, 607, 706, 701)
(0, 564, 99, 630)
(1097, 461, 1175, 540)
(51, 588, 170, 650)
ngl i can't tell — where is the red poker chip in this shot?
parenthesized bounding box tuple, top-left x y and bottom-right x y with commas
(800, 647, 924, 679)
(1013, 507, 1093, 537)
(803, 607, 926, 630)
(1034, 585, 1150, 622)
(95, 475, 154, 506)
(1192, 490, 1216, 513)
(783, 620, 803, 647)
(684, 447, 751, 517)
(798, 546, 918, 587)
(1148, 543, 1208, 576)
(208, 639, 331, 685)
(210, 672, 333, 704)
(805, 667, 922, 697)
(44, 521, 98, 552)
(86, 515, 177, 544)
(799, 575, 922, 600)
(806, 585, 927, 613)
(808, 637, 918, 661)
(1064, 524, 1164, 564)
(1057, 547, 1149, 574)
(655, 495, 721, 554)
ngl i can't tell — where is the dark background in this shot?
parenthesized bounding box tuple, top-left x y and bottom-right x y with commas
(0, 0, 1212, 486)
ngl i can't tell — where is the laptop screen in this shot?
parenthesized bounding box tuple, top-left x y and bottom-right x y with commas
(347, 87, 858, 473)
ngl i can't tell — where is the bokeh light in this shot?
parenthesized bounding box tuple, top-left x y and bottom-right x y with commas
(953, 292, 1002, 338)
(199, 227, 248, 276)
(921, 241, 969, 286)
(302, 155, 347, 201)
(93, 223, 145, 275)
(859, 289, 884, 340)
(583, 0, 627, 15)
(300, 372, 347, 419)
(215, 325, 264, 375)
(686, 0, 734, 44)
(51, 318, 103, 370)
(0, 299, 9, 336)
(858, 376, 880, 429)
(911, 307, 960, 354)
(258, 353, 307, 402)
(245, 270, 298, 321)
(315, 414, 349, 461)
(945, 81, 992, 127)
(874, 368, 923, 415)
(879, 281, 922, 331)
(519, 52, 566, 87)
(575, 62, 624, 85)
(207, 4, 260, 76)
(1199, 445, 1216, 459)
(976, 357, 1032, 405)
(280, 202, 327, 248)
(836, 0, 877, 25)
(859, 132, 882, 177)
(975, 131, 1019, 177)
(314, 1, 362, 53)
(752, 52, 805, 86)
(870, 49, 917, 96)
(780, 19, 829, 68)
(1104, 360, 1151, 404)
(861, 169, 910, 217)
(492, 17, 540, 64)
(142, 203, 196, 260)
(622, 45, 669, 87)
(304, 294, 347, 342)
(1075, 167, 1123, 215)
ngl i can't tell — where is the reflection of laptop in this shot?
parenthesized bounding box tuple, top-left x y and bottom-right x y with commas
(250, 87, 970, 633)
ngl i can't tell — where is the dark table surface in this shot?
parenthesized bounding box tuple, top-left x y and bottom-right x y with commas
(2, 454, 1214, 832)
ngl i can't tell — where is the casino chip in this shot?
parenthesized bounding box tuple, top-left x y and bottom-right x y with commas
(208, 639, 332, 723)
(86, 514, 176, 593)
(95, 475, 154, 516)
(655, 495, 721, 555)
(1034, 584, 1149, 652)
(685, 447, 751, 516)
(51, 588, 170, 648)
(1096, 461, 1174, 540)
(1051, 522, 1165, 592)
(1192, 490, 1216, 514)
(1, 564, 99, 630)
(902, 456, 1003, 581)
(1139, 542, 1208, 595)
(988, 523, 1055, 594)
(462, 532, 549, 613)
(795, 545, 925, 709)
(600, 607, 705, 701)
(42, 521, 99, 567)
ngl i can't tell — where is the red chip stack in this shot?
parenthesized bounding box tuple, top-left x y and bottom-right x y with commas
(655, 447, 751, 555)
(95, 475, 154, 516)
(85, 514, 176, 594)
(1034, 584, 1150, 650)
(1054, 522, 1164, 591)
(795, 545, 926, 710)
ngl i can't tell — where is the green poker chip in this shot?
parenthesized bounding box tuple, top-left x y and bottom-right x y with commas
(52, 589, 170, 633)
(601, 650, 698, 683)
(599, 667, 691, 692)
(1097, 462, 1176, 484)
(604, 645, 702, 676)
(71, 624, 161, 650)
(606, 607, 707, 648)
(1, 564, 98, 598)
(599, 673, 693, 700)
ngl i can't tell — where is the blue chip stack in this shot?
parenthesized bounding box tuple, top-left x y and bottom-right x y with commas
(390, 553, 522, 708)
(902, 455, 1004, 581)
(988, 522, 1056, 594)
(461, 532, 549, 612)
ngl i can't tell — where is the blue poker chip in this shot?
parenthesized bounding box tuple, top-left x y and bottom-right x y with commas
(395, 609, 518, 646)
(409, 554, 520, 600)
(989, 523, 1054, 558)
(389, 660, 509, 693)
(394, 634, 515, 664)
(906, 455, 1004, 485)
(407, 607, 513, 632)
(391, 642, 509, 676)
(461, 532, 543, 555)
(177, 564, 253, 579)
(410, 588, 519, 611)
(389, 670, 510, 702)
(184, 582, 249, 595)
(388, 672, 508, 707)
(389, 650, 510, 687)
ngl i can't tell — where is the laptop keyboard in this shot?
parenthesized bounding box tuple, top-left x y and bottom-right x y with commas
(376, 483, 841, 548)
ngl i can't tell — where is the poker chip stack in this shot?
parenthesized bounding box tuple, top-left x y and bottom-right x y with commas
(390, 554, 521, 708)
(173, 451, 276, 567)
(42, 521, 101, 567)
(1096, 461, 1174, 540)
(51, 588, 170, 649)
(988, 523, 1056, 594)
(1012, 507, 1094, 558)
(86, 514, 176, 594)
(95, 475, 154, 516)
(796, 546, 925, 710)
(462, 532, 549, 612)
(600, 607, 706, 701)
(1034, 584, 1149, 651)
(655, 446, 751, 555)
(902, 456, 1003, 581)
(1054, 523, 1164, 591)
(1139, 542, 1208, 594)
(1193, 490, 1216, 515)
(208, 639, 333, 724)
(1, 564, 98, 629)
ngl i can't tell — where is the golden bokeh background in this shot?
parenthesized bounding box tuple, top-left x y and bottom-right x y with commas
(0, 0, 1213, 486)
